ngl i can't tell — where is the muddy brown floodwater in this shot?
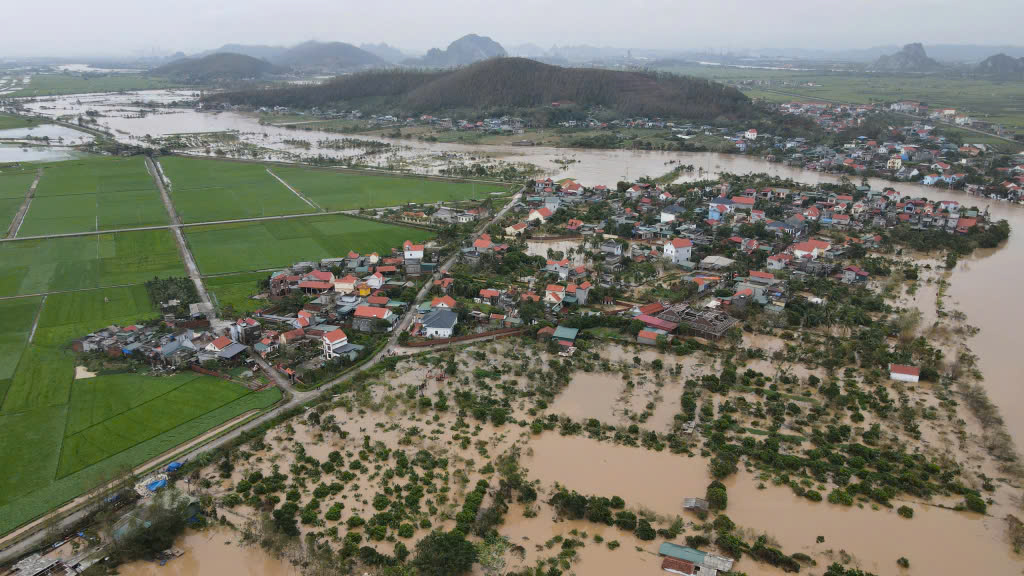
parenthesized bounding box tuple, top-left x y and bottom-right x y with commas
(525, 434, 1020, 576)
(116, 527, 299, 576)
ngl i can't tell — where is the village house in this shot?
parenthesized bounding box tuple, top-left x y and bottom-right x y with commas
(403, 240, 424, 260)
(352, 306, 395, 333)
(663, 237, 693, 265)
(321, 328, 348, 359)
(421, 308, 458, 339)
(528, 207, 554, 223)
(889, 364, 920, 383)
(544, 284, 566, 305)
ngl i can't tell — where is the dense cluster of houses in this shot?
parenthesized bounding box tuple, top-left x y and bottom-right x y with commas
(454, 171, 999, 351)
(772, 101, 1024, 200)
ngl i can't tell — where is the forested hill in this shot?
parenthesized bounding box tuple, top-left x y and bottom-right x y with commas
(152, 53, 282, 83)
(202, 57, 755, 122)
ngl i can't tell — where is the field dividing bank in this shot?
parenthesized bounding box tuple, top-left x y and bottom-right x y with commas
(0, 228, 184, 298)
(0, 166, 39, 234)
(0, 297, 43, 402)
(159, 156, 315, 223)
(17, 157, 169, 237)
(185, 214, 433, 275)
(270, 164, 510, 211)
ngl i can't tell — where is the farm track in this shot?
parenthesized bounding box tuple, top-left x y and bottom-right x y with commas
(0, 186, 522, 559)
(6, 168, 42, 238)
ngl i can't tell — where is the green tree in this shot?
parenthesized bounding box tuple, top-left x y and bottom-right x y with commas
(412, 530, 478, 576)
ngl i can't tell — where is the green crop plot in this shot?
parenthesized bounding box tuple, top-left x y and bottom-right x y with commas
(32, 285, 156, 348)
(206, 272, 269, 315)
(0, 229, 184, 297)
(2, 346, 75, 413)
(159, 156, 314, 223)
(18, 157, 167, 236)
(186, 214, 433, 275)
(271, 166, 508, 211)
(0, 381, 280, 535)
(0, 114, 47, 130)
(0, 404, 68, 508)
(57, 373, 250, 476)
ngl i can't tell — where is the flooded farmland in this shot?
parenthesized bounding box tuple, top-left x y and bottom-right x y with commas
(9, 89, 1024, 575)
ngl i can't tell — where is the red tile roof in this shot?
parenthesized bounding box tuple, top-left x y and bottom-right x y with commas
(323, 329, 347, 344)
(354, 306, 390, 319)
(210, 336, 232, 350)
(431, 295, 456, 308)
(890, 364, 920, 377)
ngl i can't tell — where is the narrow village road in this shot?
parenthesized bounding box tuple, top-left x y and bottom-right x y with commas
(146, 157, 215, 320)
(6, 168, 42, 238)
(0, 187, 522, 562)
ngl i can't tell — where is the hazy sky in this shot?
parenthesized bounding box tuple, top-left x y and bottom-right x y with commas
(1, 0, 1016, 58)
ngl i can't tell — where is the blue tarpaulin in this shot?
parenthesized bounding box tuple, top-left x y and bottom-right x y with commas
(146, 479, 167, 492)
(166, 461, 183, 472)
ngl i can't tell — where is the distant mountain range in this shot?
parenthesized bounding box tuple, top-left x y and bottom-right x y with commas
(272, 41, 386, 72)
(402, 34, 506, 68)
(869, 43, 944, 73)
(359, 43, 408, 64)
(976, 53, 1024, 80)
(203, 57, 754, 122)
(151, 53, 283, 83)
(188, 34, 506, 74)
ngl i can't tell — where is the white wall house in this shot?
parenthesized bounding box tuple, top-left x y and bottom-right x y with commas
(663, 237, 692, 264)
(403, 241, 424, 260)
(322, 329, 349, 359)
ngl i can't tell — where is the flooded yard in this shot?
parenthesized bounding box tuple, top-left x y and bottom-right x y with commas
(116, 527, 299, 576)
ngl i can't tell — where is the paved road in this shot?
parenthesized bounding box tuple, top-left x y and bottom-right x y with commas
(0, 186, 523, 562)
(6, 168, 41, 238)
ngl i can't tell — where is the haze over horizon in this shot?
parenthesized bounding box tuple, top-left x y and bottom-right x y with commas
(1, 0, 1019, 59)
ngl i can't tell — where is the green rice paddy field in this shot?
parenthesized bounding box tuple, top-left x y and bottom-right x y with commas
(271, 166, 508, 211)
(18, 157, 168, 236)
(185, 214, 433, 275)
(0, 154, 452, 535)
(0, 229, 184, 297)
(206, 272, 269, 315)
(159, 156, 314, 222)
(0, 286, 281, 535)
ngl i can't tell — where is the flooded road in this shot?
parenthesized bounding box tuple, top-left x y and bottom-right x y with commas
(116, 527, 298, 576)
